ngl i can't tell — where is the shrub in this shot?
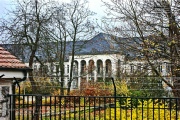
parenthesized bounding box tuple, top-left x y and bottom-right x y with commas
(81, 82, 112, 96)
(128, 76, 166, 97)
(106, 99, 178, 120)
(17, 78, 60, 95)
(115, 80, 130, 96)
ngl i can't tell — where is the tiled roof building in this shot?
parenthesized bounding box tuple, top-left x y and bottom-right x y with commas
(0, 46, 29, 69)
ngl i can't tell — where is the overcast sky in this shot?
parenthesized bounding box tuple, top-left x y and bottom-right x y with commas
(0, 0, 12, 17)
(0, 0, 110, 43)
(0, 0, 107, 19)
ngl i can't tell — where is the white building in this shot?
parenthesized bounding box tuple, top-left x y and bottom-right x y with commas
(1, 33, 172, 89)
(30, 33, 171, 89)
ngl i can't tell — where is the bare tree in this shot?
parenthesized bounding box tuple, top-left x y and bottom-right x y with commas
(0, 0, 55, 93)
(66, 0, 95, 95)
(0, 0, 55, 119)
(43, 0, 95, 95)
(102, 0, 180, 97)
(37, 4, 67, 95)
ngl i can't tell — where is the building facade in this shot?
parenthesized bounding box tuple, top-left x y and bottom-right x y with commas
(1, 33, 172, 89)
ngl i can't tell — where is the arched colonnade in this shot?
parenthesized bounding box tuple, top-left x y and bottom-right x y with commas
(73, 59, 113, 79)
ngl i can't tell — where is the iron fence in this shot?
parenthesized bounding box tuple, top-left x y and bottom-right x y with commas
(8, 94, 180, 120)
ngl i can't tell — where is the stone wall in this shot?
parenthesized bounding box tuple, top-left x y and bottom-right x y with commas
(0, 86, 9, 120)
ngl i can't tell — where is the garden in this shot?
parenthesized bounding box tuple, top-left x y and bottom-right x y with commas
(12, 78, 180, 120)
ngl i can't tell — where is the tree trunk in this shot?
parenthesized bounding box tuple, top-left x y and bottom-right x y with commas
(60, 72, 64, 95)
(29, 50, 42, 120)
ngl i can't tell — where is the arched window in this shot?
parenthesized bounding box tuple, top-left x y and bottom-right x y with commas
(97, 60, 103, 75)
(88, 60, 95, 74)
(73, 61, 78, 76)
(130, 64, 134, 73)
(81, 60, 86, 74)
(105, 59, 112, 76)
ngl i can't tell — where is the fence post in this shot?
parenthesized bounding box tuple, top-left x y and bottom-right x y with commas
(33, 95, 42, 120)
(9, 78, 21, 120)
(111, 78, 116, 119)
(11, 84, 16, 120)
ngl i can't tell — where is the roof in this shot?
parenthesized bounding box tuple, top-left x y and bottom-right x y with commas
(69, 33, 121, 55)
(0, 46, 30, 70)
(0, 33, 143, 62)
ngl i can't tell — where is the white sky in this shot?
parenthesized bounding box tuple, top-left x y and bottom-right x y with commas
(0, 0, 108, 19)
(0, 0, 111, 43)
(0, 0, 11, 17)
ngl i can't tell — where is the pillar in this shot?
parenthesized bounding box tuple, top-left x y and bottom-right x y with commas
(103, 60, 106, 81)
(94, 60, 97, 81)
(86, 60, 89, 82)
(78, 60, 81, 88)
(0, 85, 11, 120)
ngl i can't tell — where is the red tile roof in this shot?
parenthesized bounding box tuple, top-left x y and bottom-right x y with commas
(0, 46, 30, 69)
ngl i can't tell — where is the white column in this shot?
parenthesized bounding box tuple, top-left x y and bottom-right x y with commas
(111, 59, 116, 79)
(162, 63, 166, 76)
(103, 60, 106, 81)
(86, 60, 89, 82)
(78, 60, 81, 88)
(94, 60, 97, 81)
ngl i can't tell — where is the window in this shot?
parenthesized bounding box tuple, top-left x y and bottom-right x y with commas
(41, 65, 49, 76)
(158, 64, 162, 73)
(106, 63, 108, 73)
(130, 65, 134, 73)
(166, 64, 171, 73)
(97, 63, 101, 74)
(97, 60, 103, 75)
(105, 60, 111, 74)
(89, 60, 94, 74)
(50, 64, 54, 73)
(33, 65, 37, 71)
(137, 64, 141, 72)
(81, 63, 85, 74)
(73, 64, 78, 76)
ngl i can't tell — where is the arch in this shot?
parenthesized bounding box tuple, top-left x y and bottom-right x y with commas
(88, 60, 95, 74)
(73, 60, 78, 76)
(81, 60, 86, 74)
(105, 59, 112, 77)
(97, 59, 103, 75)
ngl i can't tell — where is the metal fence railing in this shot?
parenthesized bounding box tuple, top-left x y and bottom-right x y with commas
(8, 94, 180, 120)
